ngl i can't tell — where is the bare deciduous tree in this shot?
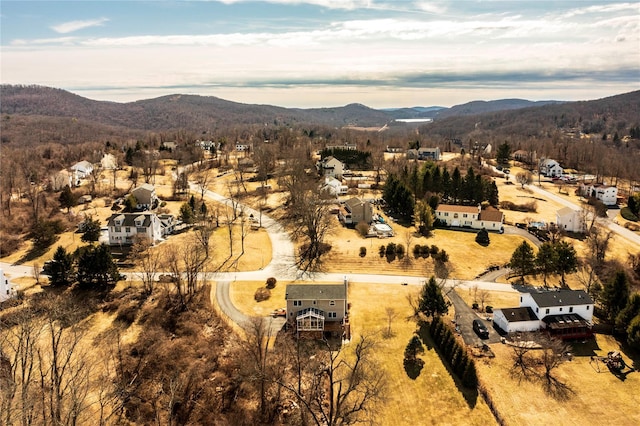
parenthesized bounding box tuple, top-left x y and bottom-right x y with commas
(384, 307, 398, 338)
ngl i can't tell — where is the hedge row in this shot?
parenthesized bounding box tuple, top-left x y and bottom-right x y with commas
(430, 316, 478, 388)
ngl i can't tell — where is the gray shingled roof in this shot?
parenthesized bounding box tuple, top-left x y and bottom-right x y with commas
(498, 307, 538, 322)
(285, 284, 346, 300)
(529, 289, 593, 307)
(107, 213, 154, 227)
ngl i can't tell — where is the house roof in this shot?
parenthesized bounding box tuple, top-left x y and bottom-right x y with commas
(557, 207, 579, 217)
(479, 207, 504, 222)
(107, 212, 155, 227)
(436, 204, 479, 214)
(285, 284, 346, 301)
(528, 289, 593, 307)
(345, 197, 368, 211)
(497, 307, 538, 323)
(133, 183, 155, 194)
(418, 147, 439, 153)
(71, 160, 93, 170)
(542, 313, 591, 330)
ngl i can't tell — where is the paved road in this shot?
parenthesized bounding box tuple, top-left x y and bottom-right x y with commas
(448, 289, 502, 346)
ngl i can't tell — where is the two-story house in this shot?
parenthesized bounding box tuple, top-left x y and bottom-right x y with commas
(285, 282, 350, 339)
(320, 176, 348, 197)
(435, 204, 504, 232)
(131, 184, 159, 210)
(539, 159, 563, 177)
(556, 207, 586, 233)
(0, 269, 15, 302)
(407, 147, 441, 161)
(339, 197, 373, 225)
(580, 183, 618, 206)
(107, 212, 162, 246)
(493, 289, 594, 340)
(317, 156, 345, 180)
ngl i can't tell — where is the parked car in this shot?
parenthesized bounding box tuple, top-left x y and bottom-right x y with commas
(473, 319, 489, 339)
(272, 307, 286, 317)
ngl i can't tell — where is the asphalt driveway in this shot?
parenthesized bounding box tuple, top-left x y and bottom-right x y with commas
(447, 288, 502, 346)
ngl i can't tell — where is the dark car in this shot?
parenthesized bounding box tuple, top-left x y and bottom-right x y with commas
(473, 319, 489, 339)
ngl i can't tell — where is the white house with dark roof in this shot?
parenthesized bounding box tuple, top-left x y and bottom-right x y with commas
(580, 183, 618, 206)
(539, 159, 563, 177)
(285, 282, 350, 339)
(493, 289, 594, 340)
(107, 212, 162, 246)
(435, 204, 504, 232)
(320, 176, 348, 197)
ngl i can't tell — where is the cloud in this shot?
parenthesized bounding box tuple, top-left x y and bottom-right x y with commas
(214, 0, 373, 9)
(51, 17, 109, 34)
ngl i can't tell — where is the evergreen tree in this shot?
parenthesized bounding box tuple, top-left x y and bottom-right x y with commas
(536, 242, 558, 286)
(600, 271, 630, 322)
(44, 246, 74, 287)
(475, 228, 490, 246)
(58, 185, 77, 213)
(616, 294, 640, 332)
(496, 142, 511, 165)
(509, 241, 536, 283)
(75, 244, 120, 289)
(404, 335, 425, 362)
(418, 276, 450, 318)
(486, 180, 500, 206)
(179, 202, 195, 224)
(451, 167, 462, 203)
(553, 241, 578, 287)
(80, 216, 102, 243)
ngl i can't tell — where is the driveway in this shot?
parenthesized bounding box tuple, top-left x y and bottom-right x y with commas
(447, 289, 502, 346)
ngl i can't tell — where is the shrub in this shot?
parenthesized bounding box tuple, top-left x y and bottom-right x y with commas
(472, 302, 479, 310)
(485, 306, 493, 313)
(359, 247, 367, 257)
(413, 244, 422, 258)
(355, 221, 370, 236)
(115, 303, 138, 326)
(396, 244, 405, 257)
(621, 206, 638, 222)
(420, 245, 431, 258)
(386, 243, 397, 255)
(379, 245, 386, 257)
(499, 200, 537, 212)
(254, 287, 271, 302)
(266, 277, 277, 289)
(430, 245, 439, 256)
(475, 228, 490, 246)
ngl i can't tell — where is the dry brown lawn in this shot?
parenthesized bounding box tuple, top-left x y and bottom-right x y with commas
(476, 334, 640, 426)
(349, 283, 497, 426)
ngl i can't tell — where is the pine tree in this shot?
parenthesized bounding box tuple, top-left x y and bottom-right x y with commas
(44, 246, 75, 287)
(418, 276, 450, 318)
(509, 241, 536, 283)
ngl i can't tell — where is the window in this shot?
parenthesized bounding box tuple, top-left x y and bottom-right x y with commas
(313, 300, 317, 305)
(569, 307, 573, 313)
(545, 308, 550, 314)
(454, 213, 459, 218)
(520, 296, 522, 303)
(125, 227, 130, 233)
(536, 307, 539, 313)
(293, 300, 302, 307)
(330, 300, 335, 306)
(463, 214, 467, 218)
(115, 226, 121, 232)
(587, 306, 590, 310)
(328, 312, 337, 318)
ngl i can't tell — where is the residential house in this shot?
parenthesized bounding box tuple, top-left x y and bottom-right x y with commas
(539, 159, 563, 177)
(556, 207, 585, 233)
(512, 150, 537, 165)
(326, 143, 357, 151)
(0, 269, 15, 302)
(386, 146, 404, 153)
(435, 204, 504, 232)
(101, 153, 117, 170)
(235, 142, 253, 152)
(285, 282, 350, 339)
(70, 160, 94, 179)
(107, 212, 162, 246)
(417, 147, 441, 161)
(131, 184, 158, 210)
(158, 214, 177, 236)
(316, 156, 345, 180)
(493, 289, 594, 340)
(339, 197, 373, 225)
(320, 176, 348, 197)
(407, 147, 441, 161)
(580, 183, 618, 206)
(160, 141, 178, 152)
(50, 169, 74, 191)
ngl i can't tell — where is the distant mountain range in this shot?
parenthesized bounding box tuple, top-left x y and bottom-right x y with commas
(1, 85, 638, 147)
(0, 84, 565, 130)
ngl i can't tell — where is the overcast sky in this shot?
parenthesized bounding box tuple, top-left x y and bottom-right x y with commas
(1, 0, 639, 108)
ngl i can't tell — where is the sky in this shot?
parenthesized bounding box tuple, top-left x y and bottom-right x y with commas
(1, 0, 639, 108)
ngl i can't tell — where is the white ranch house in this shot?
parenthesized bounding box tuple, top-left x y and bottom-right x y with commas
(70, 160, 94, 179)
(493, 289, 594, 340)
(435, 204, 504, 232)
